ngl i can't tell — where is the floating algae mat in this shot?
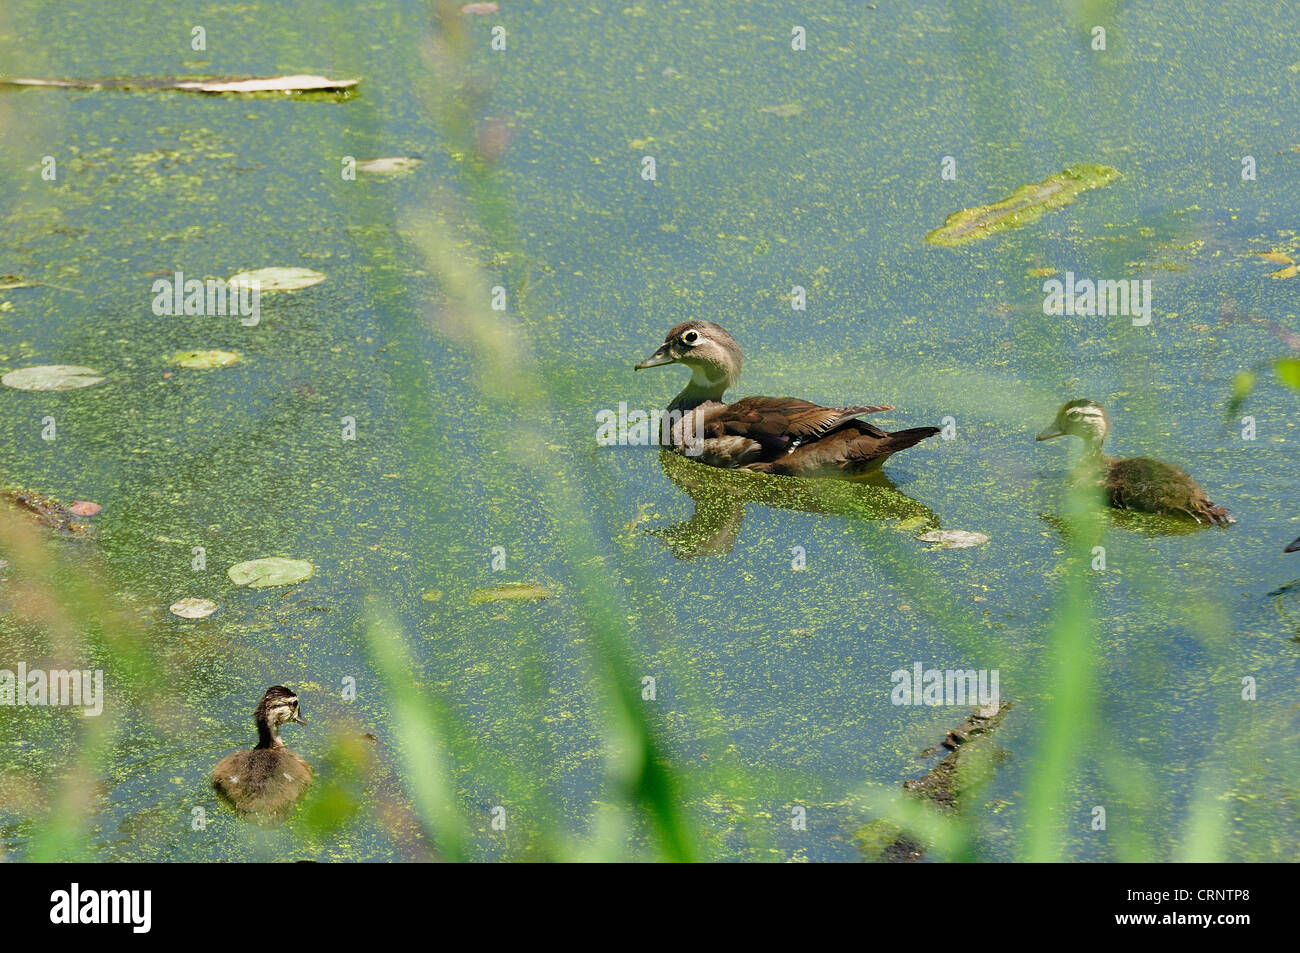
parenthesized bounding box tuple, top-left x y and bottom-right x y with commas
(926, 163, 1120, 247)
(470, 583, 553, 604)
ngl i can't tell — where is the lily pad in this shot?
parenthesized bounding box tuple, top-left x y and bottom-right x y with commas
(170, 597, 217, 619)
(926, 163, 1121, 247)
(470, 583, 552, 603)
(1255, 251, 1294, 265)
(356, 156, 422, 175)
(227, 266, 326, 292)
(916, 529, 990, 549)
(169, 349, 241, 369)
(227, 557, 315, 588)
(0, 276, 32, 290)
(1, 364, 105, 391)
(1270, 264, 1298, 279)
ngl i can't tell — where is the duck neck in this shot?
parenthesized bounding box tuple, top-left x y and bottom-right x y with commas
(1080, 434, 1106, 460)
(669, 365, 731, 413)
(1072, 435, 1109, 475)
(255, 720, 282, 750)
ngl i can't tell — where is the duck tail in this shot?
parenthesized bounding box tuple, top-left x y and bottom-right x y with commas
(883, 426, 941, 452)
(841, 425, 941, 479)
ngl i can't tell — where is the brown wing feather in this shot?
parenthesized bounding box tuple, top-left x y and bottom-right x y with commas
(754, 423, 937, 477)
(707, 396, 894, 447)
(683, 395, 937, 478)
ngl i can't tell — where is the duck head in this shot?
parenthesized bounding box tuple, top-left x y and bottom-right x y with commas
(636, 321, 742, 406)
(1037, 399, 1109, 450)
(254, 685, 307, 749)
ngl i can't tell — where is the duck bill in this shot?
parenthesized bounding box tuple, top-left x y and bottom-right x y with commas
(1286, 537, 1300, 553)
(293, 713, 308, 726)
(1035, 425, 1064, 441)
(635, 346, 675, 370)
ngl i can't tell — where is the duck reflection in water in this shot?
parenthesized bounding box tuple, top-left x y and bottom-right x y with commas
(647, 449, 940, 559)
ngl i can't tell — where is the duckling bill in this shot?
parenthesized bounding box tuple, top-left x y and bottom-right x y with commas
(635, 321, 939, 478)
(212, 686, 312, 815)
(1036, 399, 1232, 527)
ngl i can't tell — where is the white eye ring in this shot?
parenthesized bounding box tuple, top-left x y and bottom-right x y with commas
(681, 330, 700, 345)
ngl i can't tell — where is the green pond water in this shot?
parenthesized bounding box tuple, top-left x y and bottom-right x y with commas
(0, 0, 1297, 861)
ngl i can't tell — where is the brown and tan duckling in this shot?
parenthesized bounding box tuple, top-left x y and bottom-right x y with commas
(212, 686, 311, 815)
(635, 321, 939, 478)
(1036, 399, 1233, 527)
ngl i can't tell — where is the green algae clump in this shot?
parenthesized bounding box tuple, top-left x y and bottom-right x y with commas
(926, 163, 1120, 247)
(169, 349, 241, 369)
(470, 583, 552, 603)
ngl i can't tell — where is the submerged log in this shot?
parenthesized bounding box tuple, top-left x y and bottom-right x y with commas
(2, 489, 90, 534)
(0, 74, 358, 95)
(856, 701, 1012, 862)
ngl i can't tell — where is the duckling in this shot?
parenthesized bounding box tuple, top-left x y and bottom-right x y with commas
(1036, 399, 1233, 526)
(212, 686, 311, 815)
(635, 321, 939, 478)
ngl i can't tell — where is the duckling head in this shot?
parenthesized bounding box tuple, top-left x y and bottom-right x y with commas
(1037, 399, 1109, 448)
(254, 685, 307, 749)
(635, 321, 742, 395)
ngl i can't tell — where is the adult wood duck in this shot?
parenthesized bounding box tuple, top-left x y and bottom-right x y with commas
(634, 321, 939, 478)
(212, 686, 312, 815)
(1036, 399, 1233, 527)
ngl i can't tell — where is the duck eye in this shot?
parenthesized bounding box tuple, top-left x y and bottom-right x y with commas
(681, 330, 699, 345)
